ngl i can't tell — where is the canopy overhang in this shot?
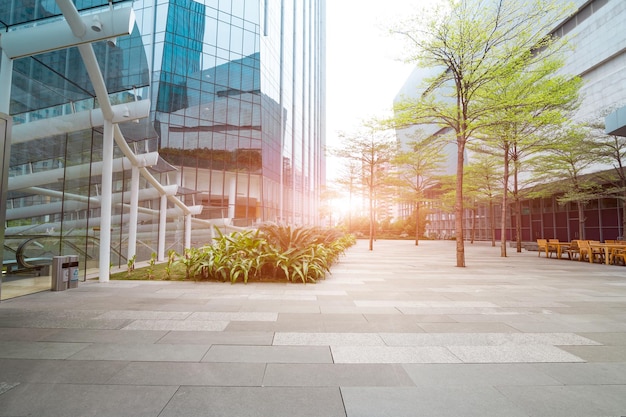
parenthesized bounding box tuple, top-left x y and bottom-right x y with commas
(606, 106, 626, 137)
(0, 6, 136, 60)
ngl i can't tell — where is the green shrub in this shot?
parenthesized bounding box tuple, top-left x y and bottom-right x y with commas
(114, 225, 355, 284)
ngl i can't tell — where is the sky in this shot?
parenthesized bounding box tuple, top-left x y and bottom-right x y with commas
(324, 1, 436, 177)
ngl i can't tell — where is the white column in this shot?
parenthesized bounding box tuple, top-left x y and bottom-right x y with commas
(158, 194, 167, 261)
(0, 51, 13, 113)
(127, 165, 139, 262)
(99, 119, 114, 282)
(228, 175, 236, 220)
(185, 213, 191, 249)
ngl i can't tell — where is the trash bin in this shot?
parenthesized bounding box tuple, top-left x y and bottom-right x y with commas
(51, 256, 69, 291)
(67, 255, 79, 289)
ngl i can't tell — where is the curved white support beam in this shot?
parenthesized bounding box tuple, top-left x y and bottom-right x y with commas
(12, 100, 151, 144)
(8, 153, 159, 191)
(113, 124, 193, 216)
(0, 6, 135, 59)
(8, 185, 180, 222)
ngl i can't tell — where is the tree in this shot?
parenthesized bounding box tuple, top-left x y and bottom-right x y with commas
(586, 115, 626, 237)
(332, 121, 398, 250)
(392, 132, 447, 245)
(529, 125, 604, 240)
(475, 51, 581, 256)
(392, 0, 572, 266)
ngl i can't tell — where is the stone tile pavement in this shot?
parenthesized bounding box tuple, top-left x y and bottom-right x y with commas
(1, 239, 626, 416)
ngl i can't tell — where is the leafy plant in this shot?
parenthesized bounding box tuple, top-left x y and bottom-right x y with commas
(174, 247, 204, 280)
(164, 250, 177, 280)
(113, 225, 356, 284)
(146, 252, 157, 279)
(127, 254, 136, 276)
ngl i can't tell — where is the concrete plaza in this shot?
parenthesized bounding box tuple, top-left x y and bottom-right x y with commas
(1, 239, 626, 416)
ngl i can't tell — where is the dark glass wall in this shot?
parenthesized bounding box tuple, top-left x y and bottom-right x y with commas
(1, 0, 325, 299)
(150, 0, 324, 227)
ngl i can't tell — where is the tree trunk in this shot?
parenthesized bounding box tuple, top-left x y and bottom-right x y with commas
(414, 202, 420, 246)
(455, 137, 465, 267)
(348, 187, 353, 233)
(500, 148, 510, 257)
(622, 195, 626, 239)
(471, 206, 476, 244)
(515, 195, 522, 252)
(514, 164, 522, 253)
(369, 188, 374, 251)
(490, 199, 496, 247)
(577, 201, 585, 240)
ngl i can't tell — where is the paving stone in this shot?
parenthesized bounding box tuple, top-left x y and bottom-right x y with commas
(447, 345, 586, 363)
(107, 362, 265, 386)
(531, 362, 626, 385)
(331, 346, 461, 363)
(577, 331, 626, 345)
(157, 330, 274, 345)
(67, 343, 210, 361)
(341, 386, 529, 417)
(40, 328, 167, 344)
(202, 345, 333, 363)
(0, 316, 132, 329)
(402, 363, 562, 386)
(96, 310, 192, 319)
(0, 327, 60, 341)
(0, 358, 129, 383)
(158, 386, 346, 417)
(0, 383, 177, 417)
(497, 384, 626, 417)
(273, 332, 384, 346)
(379, 332, 601, 347)
(121, 319, 228, 331)
(417, 322, 521, 333)
(0, 341, 88, 360)
(262, 363, 414, 386)
(558, 345, 626, 362)
(188, 311, 278, 321)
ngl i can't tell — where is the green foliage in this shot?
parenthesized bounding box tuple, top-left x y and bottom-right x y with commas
(113, 226, 355, 284)
(146, 252, 157, 280)
(174, 247, 203, 280)
(194, 225, 356, 284)
(200, 228, 269, 283)
(391, 0, 576, 266)
(164, 250, 176, 280)
(127, 254, 136, 276)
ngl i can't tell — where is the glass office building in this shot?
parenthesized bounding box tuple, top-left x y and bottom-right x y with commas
(0, 0, 326, 300)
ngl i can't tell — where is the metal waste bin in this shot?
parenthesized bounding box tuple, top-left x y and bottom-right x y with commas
(51, 256, 69, 291)
(67, 255, 79, 289)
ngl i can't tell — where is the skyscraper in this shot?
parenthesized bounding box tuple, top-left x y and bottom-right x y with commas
(0, 0, 326, 299)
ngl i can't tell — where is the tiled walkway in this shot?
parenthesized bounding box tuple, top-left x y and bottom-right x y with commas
(1, 239, 626, 416)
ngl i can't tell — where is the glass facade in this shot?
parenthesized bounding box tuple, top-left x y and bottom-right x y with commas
(0, 0, 326, 300)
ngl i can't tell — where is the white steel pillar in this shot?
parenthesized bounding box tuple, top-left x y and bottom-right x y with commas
(99, 119, 114, 282)
(127, 165, 139, 262)
(0, 51, 13, 113)
(185, 213, 192, 249)
(228, 176, 236, 220)
(158, 194, 167, 261)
